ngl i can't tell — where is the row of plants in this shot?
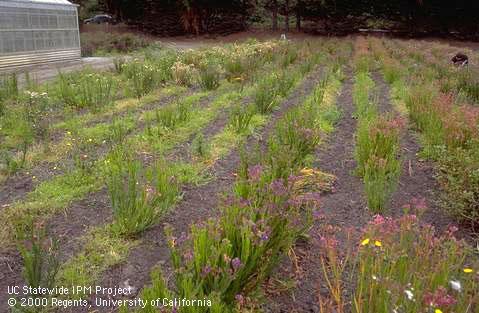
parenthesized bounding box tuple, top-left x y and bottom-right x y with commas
(316, 38, 479, 313)
(52, 40, 334, 298)
(318, 203, 479, 313)
(410, 40, 479, 104)
(0, 40, 288, 181)
(9, 39, 318, 312)
(352, 38, 403, 213)
(134, 60, 345, 313)
(0, 39, 301, 251)
(379, 39, 479, 226)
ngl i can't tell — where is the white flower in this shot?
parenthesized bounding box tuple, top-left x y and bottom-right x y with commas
(372, 275, 378, 281)
(404, 289, 414, 301)
(450, 280, 462, 292)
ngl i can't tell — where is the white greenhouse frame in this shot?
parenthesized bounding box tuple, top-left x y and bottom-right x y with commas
(0, 0, 80, 70)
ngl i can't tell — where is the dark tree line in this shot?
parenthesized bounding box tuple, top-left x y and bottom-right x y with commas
(75, 0, 479, 37)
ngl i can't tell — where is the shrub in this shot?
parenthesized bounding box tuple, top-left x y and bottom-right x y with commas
(22, 90, 51, 140)
(80, 31, 150, 57)
(437, 142, 479, 224)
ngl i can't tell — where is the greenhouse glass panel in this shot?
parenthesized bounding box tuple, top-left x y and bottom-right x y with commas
(0, 0, 81, 69)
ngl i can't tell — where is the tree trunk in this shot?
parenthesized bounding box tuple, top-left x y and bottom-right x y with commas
(285, 0, 290, 32)
(296, 0, 301, 31)
(272, 0, 278, 31)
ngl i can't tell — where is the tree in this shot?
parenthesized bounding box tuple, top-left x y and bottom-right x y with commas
(272, 0, 278, 31)
(284, 0, 289, 31)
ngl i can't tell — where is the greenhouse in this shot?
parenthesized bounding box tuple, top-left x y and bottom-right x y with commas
(0, 0, 80, 69)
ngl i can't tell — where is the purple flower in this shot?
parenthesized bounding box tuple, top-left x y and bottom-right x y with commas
(258, 230, 270, 242)
(312, 209, 323, 220)
(201, 265, 212, 277)
(270, 180, 287, 197)
(183, 250, 193, 261)
(248, 165, 263, 182)
(231, 257, 242, 270)
(235, 294, 245, 305)
(177, 232, 188, 245)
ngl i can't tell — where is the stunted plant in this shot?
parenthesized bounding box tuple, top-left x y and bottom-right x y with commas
(106, 149, 181, 237)
(229, 104, 255, 134)
(355, 116, 403, 212)
(17, 222, 59, 294)
(191, 133, 210, 159)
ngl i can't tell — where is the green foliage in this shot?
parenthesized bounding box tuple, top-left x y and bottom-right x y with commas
(253, 73, 279, 114)
(0, 73, 19, 104)
(122, 61, 159, 99)
(80, 31, 150, 57)
(155, 100, 192, 130)
(437, 140, 479, 224)
(198, 61, 221, 90)
(191, 133, 211, 158)
(106, 150, 156, 237)
(17, 223, 59, 294)
(228, 104, 255, 133)
(56, 71, 116, 110)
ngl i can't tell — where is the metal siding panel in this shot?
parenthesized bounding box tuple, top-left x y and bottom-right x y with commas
(0, 49, 80, 70)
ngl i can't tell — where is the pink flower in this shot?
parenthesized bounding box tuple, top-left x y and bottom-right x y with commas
(248, 165, 262, 181)
(423, 287, 457, 307)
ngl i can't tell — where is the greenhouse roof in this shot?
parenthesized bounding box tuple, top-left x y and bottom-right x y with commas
(0, 0, 78, 8)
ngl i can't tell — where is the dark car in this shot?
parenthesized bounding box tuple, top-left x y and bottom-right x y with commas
(84, 14, 115, 24)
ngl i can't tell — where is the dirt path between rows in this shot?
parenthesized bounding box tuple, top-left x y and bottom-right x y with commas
(88, 67, 327, 313)
(267, 69, 370, 313)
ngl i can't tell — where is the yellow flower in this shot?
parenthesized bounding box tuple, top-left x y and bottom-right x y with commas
(361, 238, 370, 246)
(464, 268, 474, 273)
(435, 309, 443, 313)
(374, 240, 382, 247)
